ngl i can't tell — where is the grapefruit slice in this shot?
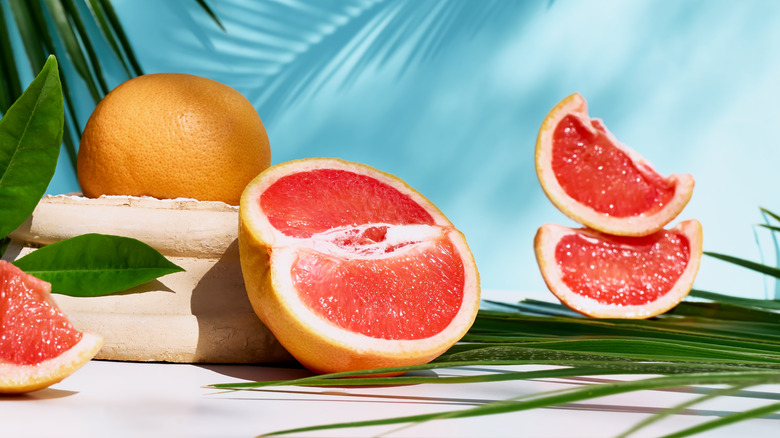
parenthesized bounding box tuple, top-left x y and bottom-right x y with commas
(238, 158, 480, 374)
(535, 93, 694, 236)
(534, 220, 702, 319)
(0, 261, 103, 394)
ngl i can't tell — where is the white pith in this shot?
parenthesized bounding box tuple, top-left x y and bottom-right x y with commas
(535, 220, 703, 319)
(535, 93, 695, 236)
(306, 223, 445, 259)
(240, 158, 481, 356)
(0, 332, 103, 393)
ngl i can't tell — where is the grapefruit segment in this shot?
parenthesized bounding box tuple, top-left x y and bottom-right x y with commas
(239, 158, 480, 374)
(0, 261, 103, 394)
(534, 220, 703, 319)
(536, 93, 694, 236)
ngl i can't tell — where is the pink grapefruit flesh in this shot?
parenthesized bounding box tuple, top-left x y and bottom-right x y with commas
(239, 158, 480, 374)
(0, 260, 103, 394)
(534, 220, 703, 319)
(536, 93, 694, 236)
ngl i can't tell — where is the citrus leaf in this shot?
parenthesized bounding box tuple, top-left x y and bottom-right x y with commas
(12, 233, 185, 297)
(0, 54, 62, 239)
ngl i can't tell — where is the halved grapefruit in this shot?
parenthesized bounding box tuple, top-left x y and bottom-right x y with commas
(0, 261, 103, 394)
(534, 220, 702, 319)
(535, 93, 694, 236)
(238, 158, 480, 374)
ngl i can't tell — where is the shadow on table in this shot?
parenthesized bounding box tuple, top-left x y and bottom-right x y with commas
(0, 387, 78, 401)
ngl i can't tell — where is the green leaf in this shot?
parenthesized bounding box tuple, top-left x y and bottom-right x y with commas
(704, 251, 780, 279)
(616, 383, 751, 438)
(11, 233, 185, 297)
(0, 54, 63, 239)
(758, 224, 780, 233)
(689, 289, 780, 311)
(257, 371, 780, 436)
(760, 207, 780, 224)
(95, 0, 143, 76)
(42, 0, 102, 101)
(196, 0, 226, 31)
(660, 402, 780, 438)
(0, 4, 23, 114)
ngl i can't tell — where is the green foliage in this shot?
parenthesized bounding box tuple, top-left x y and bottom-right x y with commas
(12, 233, 184, 296)
(212, 296, 780, 436)
(0, 55, 182, 296)
(0, 0, 221, 171)
(0, 55, 62, 238)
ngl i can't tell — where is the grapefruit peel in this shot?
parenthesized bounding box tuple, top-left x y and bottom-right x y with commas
(0, 333, 103, 394)
(535, 92, 694, 237)
(0, 261, 103, 394)
(534, 220, 703, 319)
(238, 158, 480, 374)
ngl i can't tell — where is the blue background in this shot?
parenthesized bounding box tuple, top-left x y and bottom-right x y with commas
(37, 0, 780, 299)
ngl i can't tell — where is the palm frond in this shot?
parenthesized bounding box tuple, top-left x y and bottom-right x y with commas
(180, 0, 536, 123)
(0, 0, 222, 173)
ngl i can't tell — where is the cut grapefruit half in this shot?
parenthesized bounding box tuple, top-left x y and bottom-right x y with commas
(534, 219, 702, 319)
(535, 93, 694, 236)
(238, 158, 480, 374)
(0, 261, 103, 394)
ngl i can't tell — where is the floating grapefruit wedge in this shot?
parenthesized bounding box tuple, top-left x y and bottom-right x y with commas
(0, 261, 103, 394)
(536, 93, 694, 236)
(534, 220, 702, 319)
(238, 158, 480, 374)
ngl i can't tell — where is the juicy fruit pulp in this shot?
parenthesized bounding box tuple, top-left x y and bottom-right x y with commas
(536, 92, 694, 236)
(260, 169, 463, 341)
(292, 237, 465, 340)
(239, 158, 480, 374)
(556, 229, 689, 306)
(0, 261, 103, 394)
(0, 261, 81, 365)
(552, 115, 675, 218)
(535, 220, 703, 319)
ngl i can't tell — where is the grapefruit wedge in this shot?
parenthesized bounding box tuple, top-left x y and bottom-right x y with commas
(238, 158, 480, 374)
(0, 261, 103, 394)
(534, 220, 702, 319)
(536, 93, 694, 236)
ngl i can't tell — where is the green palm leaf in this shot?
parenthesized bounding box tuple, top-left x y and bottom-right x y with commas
(0, 0, 222, 173)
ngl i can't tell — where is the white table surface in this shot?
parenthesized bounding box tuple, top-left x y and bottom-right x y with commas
(2, 291, 779, 438)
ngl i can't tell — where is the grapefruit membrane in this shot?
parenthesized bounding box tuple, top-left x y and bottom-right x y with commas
(535, 93, 694, 236)
(534, 220, 703, 319)
(239, 158, 480, 374)
(0, 261, 103, 394)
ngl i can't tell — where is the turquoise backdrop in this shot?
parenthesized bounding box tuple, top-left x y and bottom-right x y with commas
(36, 0, 780, 299)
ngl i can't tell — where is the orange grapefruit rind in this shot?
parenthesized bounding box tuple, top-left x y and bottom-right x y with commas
(535, 92, 695, 237)
(0, 332, 103, 394)
(534, 219, 703, 319)
(239, 158, 480, 374)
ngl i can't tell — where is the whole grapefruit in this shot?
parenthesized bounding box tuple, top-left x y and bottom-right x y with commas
(77, 73, 271, 206)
